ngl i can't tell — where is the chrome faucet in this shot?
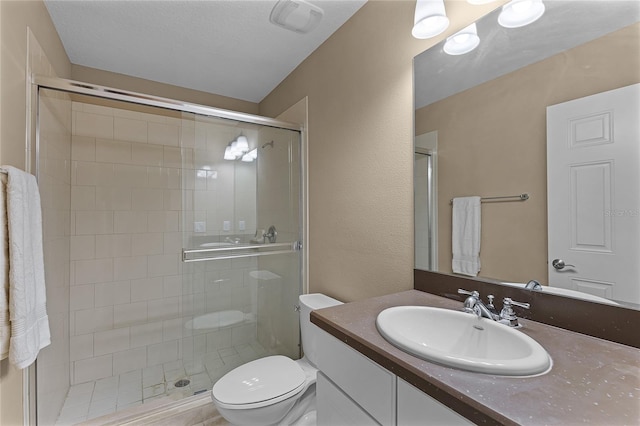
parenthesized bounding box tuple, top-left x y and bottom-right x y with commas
(458, 289, 530, 327)
(458, 289, 500, 321)
(524, 280, 542, 291)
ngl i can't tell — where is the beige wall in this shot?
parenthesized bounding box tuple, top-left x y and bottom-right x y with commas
(259, 0, 502, 302)
(72, 65, 260, 116)
(1, 1, 71, 424)
(415, 23, 640, 284)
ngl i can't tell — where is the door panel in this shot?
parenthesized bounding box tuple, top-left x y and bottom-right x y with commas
(547, 83, 640, 305)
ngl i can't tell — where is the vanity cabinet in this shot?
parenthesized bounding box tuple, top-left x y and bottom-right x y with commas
(316, 329, 472, 426)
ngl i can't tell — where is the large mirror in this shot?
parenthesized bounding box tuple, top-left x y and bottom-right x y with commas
(414, 1, 640, 309)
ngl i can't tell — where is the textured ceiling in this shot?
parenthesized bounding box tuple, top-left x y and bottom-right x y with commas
(44, 0, 366, 103)
(415, 1, 640, 109)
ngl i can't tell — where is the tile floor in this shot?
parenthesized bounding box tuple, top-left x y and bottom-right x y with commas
(55, 341, 268, 425)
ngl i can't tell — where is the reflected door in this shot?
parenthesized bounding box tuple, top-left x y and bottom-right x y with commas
(547, 83, 640, 305)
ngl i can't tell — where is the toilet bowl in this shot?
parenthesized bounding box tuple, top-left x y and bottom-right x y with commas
(211, 293, 342, 426)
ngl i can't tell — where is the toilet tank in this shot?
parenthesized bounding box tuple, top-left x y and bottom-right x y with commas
(299, 293, 342, 366)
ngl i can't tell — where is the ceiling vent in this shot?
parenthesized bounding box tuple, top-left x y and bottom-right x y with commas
(270, 0, 324, 34)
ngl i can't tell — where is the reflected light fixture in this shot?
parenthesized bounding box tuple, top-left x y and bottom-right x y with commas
(412, 0, 450, 39)
(241, 149, 258, 162)
(443, 23, 480, 55)
(224, 135, 255, 161)
(498, 0, 545, 28)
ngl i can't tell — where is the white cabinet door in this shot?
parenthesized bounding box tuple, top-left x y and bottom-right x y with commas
(397, 379, 473, 426)
(317, 372, 380, 426)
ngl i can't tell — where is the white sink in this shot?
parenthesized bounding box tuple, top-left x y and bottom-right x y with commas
(376, 306, 551, 376)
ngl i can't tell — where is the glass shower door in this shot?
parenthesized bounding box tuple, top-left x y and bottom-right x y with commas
(178, 113, 302, 396)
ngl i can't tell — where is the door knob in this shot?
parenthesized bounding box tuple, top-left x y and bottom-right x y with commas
(552, 259, 575, 270)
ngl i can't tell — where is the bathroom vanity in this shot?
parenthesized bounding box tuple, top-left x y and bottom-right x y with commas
(311, 290, 640, 425)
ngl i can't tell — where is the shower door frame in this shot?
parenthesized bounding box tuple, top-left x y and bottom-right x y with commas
(30, 74, 307, 425)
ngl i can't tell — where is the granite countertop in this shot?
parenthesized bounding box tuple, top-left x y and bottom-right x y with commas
(310, 290, 640, 425)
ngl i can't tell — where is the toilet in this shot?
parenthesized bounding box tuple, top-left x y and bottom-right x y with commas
(211, 293, 342, 426)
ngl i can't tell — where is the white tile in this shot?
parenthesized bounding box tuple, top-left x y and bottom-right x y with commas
(81, 103, 113, 117)
(119, 369, 142, 385)
(74, 306, 113, 335)
(163, 276, 182, 298)
(143, 383, 166, 399)
(147, 340, 178, 366)
(142, 365, 164, 387)
(94, 375, 119, 393)
(112, 163, 148, 187)
(147, 254, 179, 278)
(149, 122, 180, 146)
(163, 318, 183, 342)
(95, 234, 132, 258)
(113, 256, 148, 281)
(95, 187, 132, 211)
(70, 284, 94, 311)
(74, 258, 113, 285)
(95, 139, 132, 164)
(131, 188, 164, 211)
(73, 354, 113, 384)
(114, 211, 148, 234)
(70, 235, 95, 261)
(163, 189, 182, 211)
(75, 161, 114, 186)
(115, 117, 147, 143)
(117, 387, 142, 405)
(75, 111, 113, 139)
(131, 143, 164, 166)
(113, 302, 148, 328)
(71, 136, 96, 161)
(71, 186, 96, 210)
(148, 297, 180, 321)
(163, 146, 182, 168)
(67, 381, 95, 398)
(75, 211, 114, 235)
(94, 327, 130, 356)
(113, 347, 147, 375)
(131, 233, 164, 256)
(131, 277, 163, 302)
(162, 232, 182, 254)
(147, 211, 179, 232)
(70, 334, 94, 361)
(131, 321, 163, 348)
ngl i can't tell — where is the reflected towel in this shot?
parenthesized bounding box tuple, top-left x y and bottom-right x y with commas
(452, 196, 481, 276)
(0, 173, 9, 360)
(4, 166, 50, 368)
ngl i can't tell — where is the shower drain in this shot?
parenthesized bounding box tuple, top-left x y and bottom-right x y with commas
(174, 379, 190, 388)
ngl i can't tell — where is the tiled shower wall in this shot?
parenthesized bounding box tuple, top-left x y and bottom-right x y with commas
(68, 101, 262, 386)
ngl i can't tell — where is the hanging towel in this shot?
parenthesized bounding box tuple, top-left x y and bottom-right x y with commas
(0, 173, 9, 360)
(4, 166, 50, 368)
(452, 196, 481, 277)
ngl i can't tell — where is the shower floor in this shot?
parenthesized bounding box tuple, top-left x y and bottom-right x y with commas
(55, 341, 268, 425)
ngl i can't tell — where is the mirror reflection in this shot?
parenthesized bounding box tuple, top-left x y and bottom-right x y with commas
(414, 1, 640, 308)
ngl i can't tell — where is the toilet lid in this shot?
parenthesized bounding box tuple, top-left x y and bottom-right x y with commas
(212, 355, 306, 407)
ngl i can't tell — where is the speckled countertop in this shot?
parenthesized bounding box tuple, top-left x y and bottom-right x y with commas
(310, 290, 640, 425)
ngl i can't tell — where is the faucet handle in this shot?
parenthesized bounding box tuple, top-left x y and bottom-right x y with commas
(503, 297, 530, 310)
(500, 298, 530, 328)
(458, 288, 479, 297)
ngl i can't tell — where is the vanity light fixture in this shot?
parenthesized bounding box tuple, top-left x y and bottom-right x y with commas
(443, 23, 480, 55)
(412, 0, 450, 39)
(498, 0, 545, 28)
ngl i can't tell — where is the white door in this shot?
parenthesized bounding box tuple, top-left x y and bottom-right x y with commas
(547, 83, 640, 305)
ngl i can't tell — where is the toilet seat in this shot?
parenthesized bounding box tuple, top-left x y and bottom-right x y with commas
(212, 355, 306, 410)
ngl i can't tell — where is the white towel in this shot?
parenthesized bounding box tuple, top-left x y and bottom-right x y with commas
(452, 196, 481, 277)
(0, 174, 9, 360)
(4, 166, 50, 368)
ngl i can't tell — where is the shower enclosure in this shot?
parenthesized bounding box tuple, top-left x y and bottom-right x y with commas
(34, 80, 303, 425)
